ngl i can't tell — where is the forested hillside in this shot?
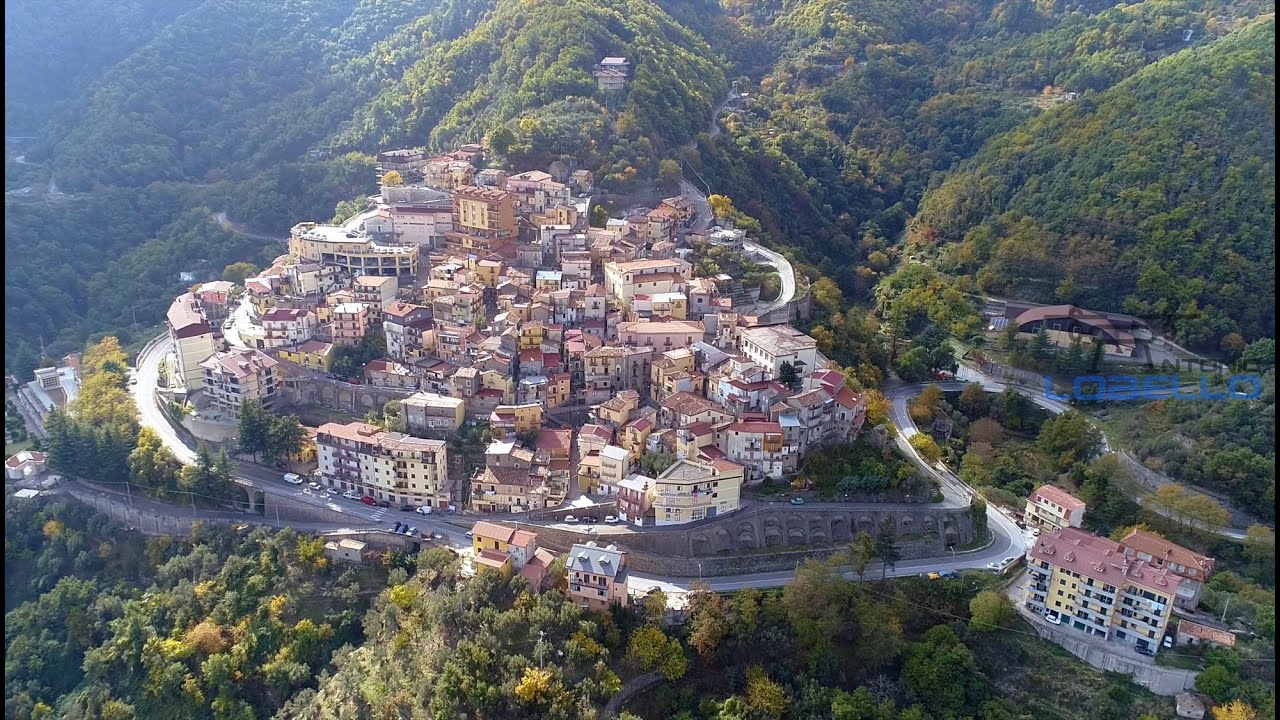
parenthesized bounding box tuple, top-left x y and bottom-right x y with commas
(4, 0, 1276, 364)
(916, 17, 1276, 346)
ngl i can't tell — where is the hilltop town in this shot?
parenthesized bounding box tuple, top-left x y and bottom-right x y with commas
(158, 140, 862, 526)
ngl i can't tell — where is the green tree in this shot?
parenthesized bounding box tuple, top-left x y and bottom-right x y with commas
(265, 414, 306, 464)
(745, 664, 789, 718)
(236, 400, 271, 461)
(903, 625, 988, 718)
(656, 159, 682, 191)
(1036, 411, 1102, 471)
(909, 434, 942, 465)
(778, 361, 801, 391)
(128, 427, 182, 495)
(1087, 339, 1106, 372)
(848, 532, 877, 581)
(222, 262, 258, 285)
(969, 591, 1013, 632)
(958, 383, 989, 417)
(874, 518, 901, 580)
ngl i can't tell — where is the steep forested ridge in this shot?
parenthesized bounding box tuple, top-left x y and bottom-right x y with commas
(3, 0, 1276, 363)
(916, 17, 1276, 346)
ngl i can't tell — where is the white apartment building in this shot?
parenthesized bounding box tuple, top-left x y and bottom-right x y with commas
(652, 458, 744, 526)
(738, 324, 818, 379)
(166, 293, 216, 391)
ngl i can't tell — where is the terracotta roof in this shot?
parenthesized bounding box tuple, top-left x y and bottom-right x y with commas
(166, 294, 211, 338)
(200, 349, 278, 379)
(834, 386, 863, 409)
(683, 421, 714, 436)
(1120, 530, 1216, 577)
(1031, 527, 1182, 596)
(476, 549, 512, 569)
(1177, 619, 1236, 646)
(1011, 304, 1136, 346)
(317, 421, 384, 444)
(5, 450, 46, 469)
(473, 520, 517, 544)
(535, 429, 572, 454)
(728, 421, 783, 434)
(663, 391, 722, 417)
(510, 530, 538, 549)
(1029, 484, 1087, 513)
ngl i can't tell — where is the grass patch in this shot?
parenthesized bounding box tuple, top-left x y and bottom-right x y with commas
(5, 438, 34, 458)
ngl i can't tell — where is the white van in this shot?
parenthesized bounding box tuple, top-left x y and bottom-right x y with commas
(283, 473, 302, 484)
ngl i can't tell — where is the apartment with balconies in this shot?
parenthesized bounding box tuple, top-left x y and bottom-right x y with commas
(331, 302, 372, 348)
(401, 391, 466, 438)
(259, 307, 318, 349)
(1118, 529, 1216, 611)
(1025, 484, 1087, 530)
(718, 420, 787, 482)
(352, 275, 398, 322)
(738, 324, 818, 380)
(315, 421, 453, 509)
(616, 320, 703, 351)
(582, 345, 652, 405)
(198, 349, 279, 419)
(651, 458, 744, 526)
(448, 186, 517, 259)
(1025, 527, 1181, 654)
(603, 258, 692, 305)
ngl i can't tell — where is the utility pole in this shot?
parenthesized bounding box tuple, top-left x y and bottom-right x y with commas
(1220, 596, 1231, 623)
(538, 629, 546, 669)
(124, 481, 134, 509)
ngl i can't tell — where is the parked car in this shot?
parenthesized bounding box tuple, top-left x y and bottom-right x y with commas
(432, 532, 443, 540)
(342, 490, 360, 500)
(789, 496, 805, 505)
(564, 515, 578, 523)
(360, 496, 377, 506)
(283, 473, 303, 485)
(377, 499, 392, 508)
(465, 531, 473, 538)
(1016, 521, 1027, 530)
(392, 522, 403, 533)
(604, 515, 618, 523)
(985, 561, 1001, 570)
(307, 482, 322, 491)
(1032, 528, 1042, 537)
(407, 527, 418, 536)
(938, 570, 958, 579)
(416, 506, 432, 515)
(1043, 612, 1062, 625)
(1136, 646, 1156, 657)
(326, 487, 338, 495)
(1002, 556, 1018, 566)
(399, 504, 415, 512)
(1163, 635, 1174, 649)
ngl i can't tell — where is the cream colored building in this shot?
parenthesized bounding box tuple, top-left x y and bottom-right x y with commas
(568, 542, 629, 611)
(166, 293, 216, 391)
(316, 421, 452, 509)
(289, 222, 419, 277)
(603, 258, 692, 304)
(599, 444, 632, 493)
(616, 320, 703, 350)
(352, 275, 399, 321)
(652, 458, 744, 525)
(402, 391, 466, 438)
(332, 302, 372, 347)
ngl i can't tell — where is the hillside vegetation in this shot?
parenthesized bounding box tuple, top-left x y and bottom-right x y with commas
(916, 17, 1276, 346)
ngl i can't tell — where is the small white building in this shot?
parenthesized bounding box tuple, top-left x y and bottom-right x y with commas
(5, 450, 47, 480)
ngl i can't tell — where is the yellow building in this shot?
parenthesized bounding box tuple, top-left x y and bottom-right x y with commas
(473, 258, 503, 288)
(490, 403, 544, 438)
(275, 340, 333, 372)
(289, 222, 419, 277)
(519, 323, 547, 350)
(480, 369, 516, 403)
(595, 390, 641, 427)
(619, 416, 654, 459)
(1026, 527, 1181, 653)
(652, 458, 744, 525)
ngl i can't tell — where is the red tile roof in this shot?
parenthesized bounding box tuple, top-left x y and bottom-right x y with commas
(1029, 484, 1086, 513)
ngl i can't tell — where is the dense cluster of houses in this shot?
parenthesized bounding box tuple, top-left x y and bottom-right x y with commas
(161, 139, 865, 525)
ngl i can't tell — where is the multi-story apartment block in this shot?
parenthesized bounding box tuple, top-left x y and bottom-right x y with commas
(595, 390, 641, 427)
(506, 170, 571, 214)
(316, 421, 452, 509)
(1025, 485, 1087, 530)
(592, 56, 630, 91)
(400, 391, 466, 438)
(289, 222, 419, 277)
(331, 302, 372, 348)
(166, 293, 216, 391)
(352, 275, 398, 322)
(738, 324, 819, 380)
(1025, 527, 1181, 654)
(619, 415, 654, 460)
(652, 458, 744, 525)
(616, 320, 703, 350)
(259, 307, 318, 349)
(603, 258, 692, 305)
(471, 465, 547, 513)
(199, 349, 279, 419)
(1118, 529, 1216, 611)
(718, 420, 787, 482)
(423, 156, 475, 190)
(365, 185, 454, 249)
(582, 345, 652, 405)
(193, 281, 235, 325)
(568, 541, 629, 610)
(377, 148, 431, 176)
(448, 186, 517, 259)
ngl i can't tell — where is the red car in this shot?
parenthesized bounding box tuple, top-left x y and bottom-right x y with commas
(360, 496, 377, 506)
